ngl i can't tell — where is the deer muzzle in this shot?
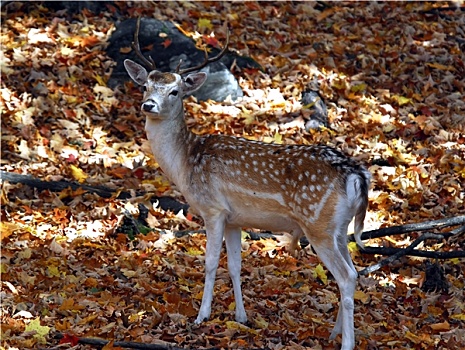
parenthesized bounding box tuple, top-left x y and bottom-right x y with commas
(142, 100, 159, 114)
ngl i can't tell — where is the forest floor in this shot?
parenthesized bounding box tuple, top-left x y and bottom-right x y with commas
(1, 2, 464, 349)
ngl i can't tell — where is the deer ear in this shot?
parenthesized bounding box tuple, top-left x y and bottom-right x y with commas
(124, 59, 148, 85)
(182, 72, 207, 94)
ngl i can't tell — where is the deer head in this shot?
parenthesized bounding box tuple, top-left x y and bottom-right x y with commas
(123, 17, 229, 120)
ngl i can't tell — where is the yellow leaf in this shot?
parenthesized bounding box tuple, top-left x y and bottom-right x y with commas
(0, 221, 21, 240)
(347, 241, 359, 253)
(254, 314, 269, 329)
(241, 230, 250, 240)
(273, 131, 283, 144)
(451, 313, 465, 321)
(198, 18, 213, 30)
(354, 290, 369, 303)
(313, 263, 327, 284)
(185, 247, 203, 256)
(25, 318, 50, 344)
(70, 165, 88, 183)
(350, 83, 367, 92)
(405, 331, 420, 343)
(274, 270, 290, 276)
(392, 94, 411, 106)
(331, 78, 347, 90)
(47, 266, 60, 277)
(94, 74, 106, 86)
(1, 263, 8, 273)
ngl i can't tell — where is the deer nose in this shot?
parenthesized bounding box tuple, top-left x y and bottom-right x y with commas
(142, 100, 158, 113)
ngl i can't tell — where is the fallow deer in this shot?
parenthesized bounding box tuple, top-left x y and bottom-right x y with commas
(124, 18, 370, 350)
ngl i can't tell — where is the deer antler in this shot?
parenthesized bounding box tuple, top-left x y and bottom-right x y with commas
(176, 29, 230, 75)
(131, 17, 156, 71)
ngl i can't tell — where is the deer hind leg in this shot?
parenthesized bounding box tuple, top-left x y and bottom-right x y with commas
(310, 234, 357, 350)
(224, 226, 247, 323)
(329, 230, 358, 341)
(195, 213, 226, 324)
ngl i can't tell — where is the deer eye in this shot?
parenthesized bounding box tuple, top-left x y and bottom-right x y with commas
(142, 85, 147, 92)
(169, 89, 179, 97)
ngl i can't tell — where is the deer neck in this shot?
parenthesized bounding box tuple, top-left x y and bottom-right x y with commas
(144, 111, 195, 189)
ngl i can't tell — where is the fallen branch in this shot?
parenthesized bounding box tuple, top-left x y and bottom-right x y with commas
(358, 232, 444, 276)
(349, 215, 465, 242)
(0, 171, 189, 214)
(358, 225, 465, 275)
(51, 332, 185, 350)
(51, 332, 267, 350)
(358, 247, 465, 259)
(1, 170, 124, 198)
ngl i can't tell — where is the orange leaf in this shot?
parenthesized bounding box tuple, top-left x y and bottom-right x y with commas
(109, 166, 130, 179)
(430, 321, 450, 331)
(79, 35, 100, 47)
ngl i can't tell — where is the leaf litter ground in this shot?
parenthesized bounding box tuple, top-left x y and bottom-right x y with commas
(1, 2, 464, 349)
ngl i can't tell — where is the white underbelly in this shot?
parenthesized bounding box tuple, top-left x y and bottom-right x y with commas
(224, 195, 300, 232)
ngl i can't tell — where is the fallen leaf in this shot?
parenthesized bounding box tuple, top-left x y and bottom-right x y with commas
(25, 318, 50, 344)
(313, 264, 328, 284)
(198, 18, 213, 30)
(69, 165, 88, 183)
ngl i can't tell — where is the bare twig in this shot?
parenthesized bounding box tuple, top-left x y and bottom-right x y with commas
(359, 246, 465, 259)
(0, 171, 189, 214)
(359, 232, 448, 276)
(348, 215, 465, 242)
(131, 16, 156, 70)
(53, 332, 184, 349)
(1, 171, 124, 198)
(52, 332, 268, 350)
(176, 28, 230, 75)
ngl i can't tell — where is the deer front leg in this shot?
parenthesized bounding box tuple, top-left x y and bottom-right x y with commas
(224, 226, 247, 323)
(195, 214, 226, 324)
